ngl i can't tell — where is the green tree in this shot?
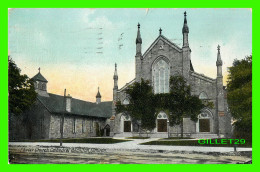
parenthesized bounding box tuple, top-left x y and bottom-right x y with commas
(116, 76, 213, 137)
(227, 55, 252, 139)
(116, 79, 156, 131)
(167, 75, 212, 138)
(8, 57, 37, 114)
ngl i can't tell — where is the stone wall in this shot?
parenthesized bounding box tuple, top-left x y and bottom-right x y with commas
(49, 114, 107, 139)
(9, 99, 51, 141)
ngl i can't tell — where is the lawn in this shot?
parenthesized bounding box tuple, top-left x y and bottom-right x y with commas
(141, 139, 252, 147)
(13, 138, 131, 144)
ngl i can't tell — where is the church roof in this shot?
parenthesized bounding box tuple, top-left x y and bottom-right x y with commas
(32, 72, 48, 82)
(37, 93, 112, 118)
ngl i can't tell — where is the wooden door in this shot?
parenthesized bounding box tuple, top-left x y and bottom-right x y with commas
(124, 121, 131, 132)
(199, 119, 210, 132)
(157, 119, 167, 132)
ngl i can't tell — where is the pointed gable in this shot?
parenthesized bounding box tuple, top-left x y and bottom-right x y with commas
(143, 35, 182, 58)
(32, 72, 48, 82)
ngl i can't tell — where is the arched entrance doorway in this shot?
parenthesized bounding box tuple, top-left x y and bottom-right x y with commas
(120, 114, 132, 132)
(157, 112, 168, 132)
(196, 109, 213, 133)
(104, 124, 110, 136)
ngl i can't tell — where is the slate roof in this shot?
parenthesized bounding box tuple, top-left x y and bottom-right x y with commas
(37, 93, 112, 118)
(32, 72, 48, 82)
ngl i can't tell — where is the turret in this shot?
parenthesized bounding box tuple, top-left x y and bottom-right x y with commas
(135, 23, 143, 82)
(112, 63, 118, 117)
(216, 45, 225, 136)
(182, 12, 191, 80)
(113, 63, 118, 102)
(136, 23, 142, 55)
(31, 67, 49, 97)
(96, 87, 101, 104)
(182, 11, 189, 47)
(216, 45, 223, 77)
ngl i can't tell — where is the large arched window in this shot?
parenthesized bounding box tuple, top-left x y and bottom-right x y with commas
(153, 58, 170, 94)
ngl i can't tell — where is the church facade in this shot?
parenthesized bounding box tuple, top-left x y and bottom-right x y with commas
(110, 12, 232, 138)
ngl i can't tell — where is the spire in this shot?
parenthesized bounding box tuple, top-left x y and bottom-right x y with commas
(113, 63, 118, 90)
(216, 45, 223, 66)
(96, 87, 101, 98)
(114, 63, 118, 76)
(96, 87, 101, 104)
(159, 28, 162, 35)
(182, 11, 189, 34)
(136, 23, 142, 44)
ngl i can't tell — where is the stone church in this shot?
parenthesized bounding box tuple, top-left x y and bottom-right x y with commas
(9, 70, 113, 140)
(110, 12, 232, 138)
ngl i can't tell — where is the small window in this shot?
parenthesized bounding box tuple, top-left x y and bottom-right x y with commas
(40, 118, 44, 133)
(90, 120, 93, 133)
(82, 120, 86, 133)
(72, 118, 76, 133)
(42, 83, 46, 90)
(34, 82, 38, 89)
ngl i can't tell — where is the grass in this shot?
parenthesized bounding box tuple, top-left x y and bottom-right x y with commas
(13, 138, 130, 144)
(141, 138, 252, 147)
(126, 137, 150, 139)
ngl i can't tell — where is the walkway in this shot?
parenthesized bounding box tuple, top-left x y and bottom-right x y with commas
(9, 137, 252, 153)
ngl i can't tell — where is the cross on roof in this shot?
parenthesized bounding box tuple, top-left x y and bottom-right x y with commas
(159, 28, 162, 35)
(38, 67, 40, 73)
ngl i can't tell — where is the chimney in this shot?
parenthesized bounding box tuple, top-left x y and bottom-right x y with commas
(66, 94, 72, 112)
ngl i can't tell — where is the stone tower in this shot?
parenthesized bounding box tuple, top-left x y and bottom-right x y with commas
(182, 11, 191, 80)
(31, 67, 49, 97)
(96, 87, 101, 104)
(135, 23, 143, 82)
